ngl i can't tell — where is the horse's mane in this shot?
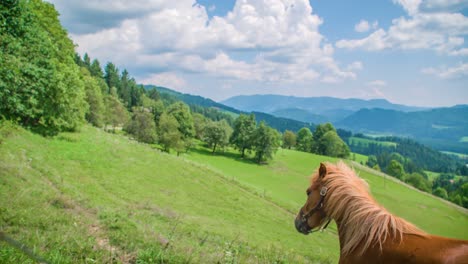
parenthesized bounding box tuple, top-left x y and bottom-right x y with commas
(316, 161, 427, 256)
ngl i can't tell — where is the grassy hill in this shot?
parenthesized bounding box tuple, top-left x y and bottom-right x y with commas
(185, 145, 467, 239)
(1, 123, 467, 263)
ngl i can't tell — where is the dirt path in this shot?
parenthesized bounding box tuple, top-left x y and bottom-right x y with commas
(43, 177, 135, 263)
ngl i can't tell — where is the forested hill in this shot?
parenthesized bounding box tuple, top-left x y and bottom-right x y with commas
(337, 106, 468, 153)
(145, 85, 241, 114)
(147, 85, 316, 132)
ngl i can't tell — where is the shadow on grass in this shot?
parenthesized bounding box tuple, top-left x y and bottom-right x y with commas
(189, 146, 260, 166)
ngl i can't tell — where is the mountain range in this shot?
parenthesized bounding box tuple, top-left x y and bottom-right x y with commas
(222, 94, 468, 154)
(221, 94, 426, 123)
(146, 85, 316, 132)
(148, 87, 467, 154)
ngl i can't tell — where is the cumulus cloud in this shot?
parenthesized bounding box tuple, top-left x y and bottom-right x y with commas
(421, 63, 468, 79)
(50, 0, 359, 85)
(354, 20, 379, 33)
(336, 0, 468, 56)
(393, 0, 422, 16)
(355, 20, 370, 32)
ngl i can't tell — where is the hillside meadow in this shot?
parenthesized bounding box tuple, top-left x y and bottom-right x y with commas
(1, 123, 467, 263)
(186, 145, 468, 240)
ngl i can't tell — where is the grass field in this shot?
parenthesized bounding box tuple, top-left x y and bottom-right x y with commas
(350, 152, 368, 164)
(1, 123, 467, 263)
(348, 137, 397, 148)
(185, 145, 467, 240)
(441, 151, 468, 159)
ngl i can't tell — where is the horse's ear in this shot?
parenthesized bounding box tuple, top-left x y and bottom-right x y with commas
(319, 163, 327, 179)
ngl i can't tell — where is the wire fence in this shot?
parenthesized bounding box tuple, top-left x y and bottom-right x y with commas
(0, 231, 49, 264)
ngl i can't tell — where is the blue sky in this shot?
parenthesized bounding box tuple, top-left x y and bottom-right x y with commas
(48, 0, 468, 107)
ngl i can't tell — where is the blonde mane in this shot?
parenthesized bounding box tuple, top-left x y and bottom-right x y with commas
(316, 161, 427, 256)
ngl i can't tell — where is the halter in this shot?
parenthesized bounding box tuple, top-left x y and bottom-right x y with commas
(300, 186, 332, 233)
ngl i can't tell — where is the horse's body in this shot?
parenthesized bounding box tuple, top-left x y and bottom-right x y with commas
(339, 233, 468, 264)
(295, 162, 468, 264)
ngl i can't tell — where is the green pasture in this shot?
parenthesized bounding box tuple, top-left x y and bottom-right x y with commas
(0, 124, 466, 264)
(350, 152, 368, 164)
(424, 170, 440, 181)
(441, 151, 468, 159)
(186, 145, 467, 241)
(0, 124, 335, 263)
(348, 137, 397, 147)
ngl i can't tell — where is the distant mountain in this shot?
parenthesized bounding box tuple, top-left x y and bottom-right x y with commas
(336, 106, 468, 153)
(252, 112, 315, 133)
(221, 94, 425, 122)
(146, 85, 241, 114)
(271, 108, 328, 124)
(145, 85, 315, 132)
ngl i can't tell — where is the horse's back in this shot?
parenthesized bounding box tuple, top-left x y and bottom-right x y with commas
(339, 234, 468, 264)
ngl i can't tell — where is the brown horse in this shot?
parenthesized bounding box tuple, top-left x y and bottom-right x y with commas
(295, 161, 468, 264)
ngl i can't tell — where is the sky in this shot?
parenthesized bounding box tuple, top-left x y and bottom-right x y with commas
(47, 0, 468, 107)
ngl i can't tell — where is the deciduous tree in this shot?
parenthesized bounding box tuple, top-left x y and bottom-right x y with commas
(386, 159, 405, 180)
(0, 0, 87, 135)
(296, 127, 313, 152)
(230, 114, 256, 157)
(252, 122, 280, 164)
(81, 68, 104, 127)
(124, 107, 157, 144)
(282, 130, 297, 149)
(204, 120, 233, 154)
(166, 102, 194, 140)
(158, 112, 182, 153)
(318, 131, 350, 158)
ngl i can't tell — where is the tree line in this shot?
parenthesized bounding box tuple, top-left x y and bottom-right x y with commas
(282, 123, 350, 158)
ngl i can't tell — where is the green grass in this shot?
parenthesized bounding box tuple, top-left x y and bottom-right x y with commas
(1, 123, 467, 264)
(0, 124, 334, 263)
(185, 145, 468, 241)
(424, 170, 440, 182)
(350, 152, 368, 164)
(441, 151, 468, 159)
(348, 137, 397, 147)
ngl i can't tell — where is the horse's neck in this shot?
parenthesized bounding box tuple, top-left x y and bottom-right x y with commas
(329, 194, 390, 255)
(335, 218, 347, 253)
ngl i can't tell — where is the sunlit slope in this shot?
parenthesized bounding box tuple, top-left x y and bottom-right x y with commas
(187, 146, 468, 240)
(0, 125, 338, 263)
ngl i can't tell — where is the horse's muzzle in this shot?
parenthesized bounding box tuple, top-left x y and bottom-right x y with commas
(294, 214, 311, 235)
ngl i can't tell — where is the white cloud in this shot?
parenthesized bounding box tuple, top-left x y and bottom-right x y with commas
(140, 72, 187, 89)
(393, 0, 422, 16)
(421, 63, 468, 79)
(208, 5, 216, 12)
(336, 29, 389, 50)
(421, 0, 468, 11)
(449, 48, 468, 56)
(355, 20, 370, 32)
(346, 61, 363, 71)
(54, 0, 359, 85)
(336, 1, 468, 56)
(367, 80, 387, 86)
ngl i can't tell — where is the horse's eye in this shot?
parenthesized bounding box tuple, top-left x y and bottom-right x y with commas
(306, 190, 311, 196)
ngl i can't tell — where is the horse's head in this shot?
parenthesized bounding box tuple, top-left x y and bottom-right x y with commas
(295, 162, 330, 235)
